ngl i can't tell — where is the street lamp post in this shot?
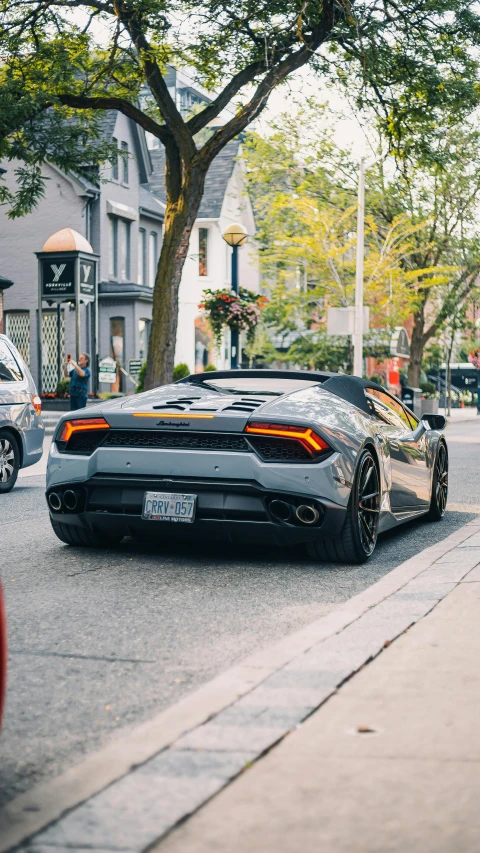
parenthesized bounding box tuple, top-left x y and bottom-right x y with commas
(353, 157, 366, 377)
(222, 223, 248, 369)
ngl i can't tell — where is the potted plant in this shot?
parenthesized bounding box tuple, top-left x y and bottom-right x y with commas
(420, 380, 439, 414)
(199, 287, 268, 352)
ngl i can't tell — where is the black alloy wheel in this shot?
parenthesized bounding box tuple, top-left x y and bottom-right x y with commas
(306, 448, 380, 564)
(0, 432, 20, 493)
(355, 450, 381, 557)
(427, 442, 448, 521)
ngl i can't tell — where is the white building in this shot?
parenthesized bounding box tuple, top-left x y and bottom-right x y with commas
(148, 139, 259, 372)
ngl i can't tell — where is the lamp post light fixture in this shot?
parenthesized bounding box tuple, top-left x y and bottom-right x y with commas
(222, 223, 248, 368)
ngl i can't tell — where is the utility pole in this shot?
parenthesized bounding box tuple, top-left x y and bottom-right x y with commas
(353, 157, 365, 377)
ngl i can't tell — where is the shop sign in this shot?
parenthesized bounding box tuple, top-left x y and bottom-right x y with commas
(98, 356, 117, 384)
(128, 359, 143, 379)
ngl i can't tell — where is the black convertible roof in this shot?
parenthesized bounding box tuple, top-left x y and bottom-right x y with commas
(179, 369, 386, 416)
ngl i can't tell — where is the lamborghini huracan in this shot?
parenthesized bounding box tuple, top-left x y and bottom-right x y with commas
(45, 370, 448, 563)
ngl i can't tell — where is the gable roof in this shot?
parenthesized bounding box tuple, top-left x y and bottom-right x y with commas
(148, 138, 241, 218)
(139, 184, 165, 220)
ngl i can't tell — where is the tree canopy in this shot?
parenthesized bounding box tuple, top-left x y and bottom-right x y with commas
(2, 0, 480, 383)
(243, 102, 480, 377)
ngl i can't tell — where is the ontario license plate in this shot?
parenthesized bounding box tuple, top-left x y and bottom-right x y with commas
(142, 492, 196, 523)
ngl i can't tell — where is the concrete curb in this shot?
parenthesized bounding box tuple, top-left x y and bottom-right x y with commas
(3, 519, 480, 852)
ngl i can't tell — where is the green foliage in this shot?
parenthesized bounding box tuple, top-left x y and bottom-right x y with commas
(173, 363, 191, 381)
(284, 333, 350, 373)
(203, 364, 217, 372)
(423, 344, 443, 373)
(366, 373, 386, 387)
(135, 362, 147, 393)
(420, 380, 439, 399)
(55, 378, 70, 397)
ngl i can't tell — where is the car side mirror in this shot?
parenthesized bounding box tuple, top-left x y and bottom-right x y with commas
(421, 413, 446, 431)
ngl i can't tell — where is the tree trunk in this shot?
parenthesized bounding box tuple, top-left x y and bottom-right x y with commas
(407, 310, 425, 387)
(144, 164, 207, 390)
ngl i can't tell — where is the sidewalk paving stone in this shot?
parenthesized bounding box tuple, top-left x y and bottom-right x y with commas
(172, 723, 285, 753)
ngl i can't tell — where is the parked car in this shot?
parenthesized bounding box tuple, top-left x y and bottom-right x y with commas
(0, 334, 44, 492)
(46, 369, 448, 564)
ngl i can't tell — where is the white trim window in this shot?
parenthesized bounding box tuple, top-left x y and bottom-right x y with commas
(138, 227, 146, 284)
(118, 219, 131, 281)
(148, 231, 158, 288)
(109, 217, 118, 277)
(111, 137, 119, 181)
(199, 227, 208, 276)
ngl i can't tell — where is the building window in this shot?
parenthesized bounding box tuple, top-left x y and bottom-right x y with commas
(148, 231, 158, 288)
(111, 137, 119, 181)
(121, 141, 129, 184)
(109, 217, 118, 277)
(199, 228, 208, 276)
(138, 318, 151, 360)
(119, 219, 131, 281)
(138, 228, 146, 285)
(110, 317, 125, 393)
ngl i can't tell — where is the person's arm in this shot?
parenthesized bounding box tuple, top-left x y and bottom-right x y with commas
(70, 359, 85, 378)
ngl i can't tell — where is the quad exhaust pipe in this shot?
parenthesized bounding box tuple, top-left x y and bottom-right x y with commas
(48, 492, 62, 511)
(269, 499, 292, 522)
(48, 489, 80, 512)
(269, 499, 320, 526)
(296, 504, 320, 525)
(63, 490, 78, 511)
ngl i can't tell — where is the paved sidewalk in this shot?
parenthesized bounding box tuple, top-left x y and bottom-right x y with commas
(4, 519, 479, 852)
(160, 536, 480, 853)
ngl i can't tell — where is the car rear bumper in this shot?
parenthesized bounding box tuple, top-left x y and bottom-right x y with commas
(46, 474, 348, 545)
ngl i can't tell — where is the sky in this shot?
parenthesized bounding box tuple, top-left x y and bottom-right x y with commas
(261, 67, 369, 161)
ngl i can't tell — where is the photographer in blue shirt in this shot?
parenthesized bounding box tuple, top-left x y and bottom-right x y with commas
(65, 353, 91, 411)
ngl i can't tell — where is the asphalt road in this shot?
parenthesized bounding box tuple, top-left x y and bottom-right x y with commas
(1, 417, 479, 809)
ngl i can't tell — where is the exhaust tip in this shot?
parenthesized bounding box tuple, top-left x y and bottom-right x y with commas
(269, 499, 292, 523)
(63, 490, 78, 511)
(48, 492, 62, 512)
(296, 504, 320, 525)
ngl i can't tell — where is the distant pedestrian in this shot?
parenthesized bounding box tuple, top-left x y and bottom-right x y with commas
(65, 353, 91, 411)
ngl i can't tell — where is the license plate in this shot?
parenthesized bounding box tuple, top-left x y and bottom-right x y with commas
(142, 492, 196, 523)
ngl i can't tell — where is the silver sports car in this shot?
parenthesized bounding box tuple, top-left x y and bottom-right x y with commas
(46, 370, 448, 563)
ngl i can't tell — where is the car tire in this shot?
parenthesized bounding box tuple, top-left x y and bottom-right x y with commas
(50, 518, 123, 548)
(0, 430, 20, 493)
(426, 441, 448, 521)
(307, 448, 380, 564)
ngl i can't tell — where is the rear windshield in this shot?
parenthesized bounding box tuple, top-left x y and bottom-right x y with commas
(200, 377, 321, 395)
(0, 341, 23, 381)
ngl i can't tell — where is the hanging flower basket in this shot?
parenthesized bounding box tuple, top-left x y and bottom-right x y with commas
(199, 288, 268, 351)
(468, 349, 480, 369)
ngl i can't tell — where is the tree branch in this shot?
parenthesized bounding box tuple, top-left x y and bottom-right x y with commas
(57, 93, 170, 142)
(199, 7, 335, 167)
(423, 271, 480, 343)
(186, 60, 266, 136)
(115, 5, 196, 161)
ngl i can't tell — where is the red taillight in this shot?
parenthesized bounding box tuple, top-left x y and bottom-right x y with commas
(32, 395, 42, 415)
(59, 417, 110, 443)
(245, 422, 330, 455)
